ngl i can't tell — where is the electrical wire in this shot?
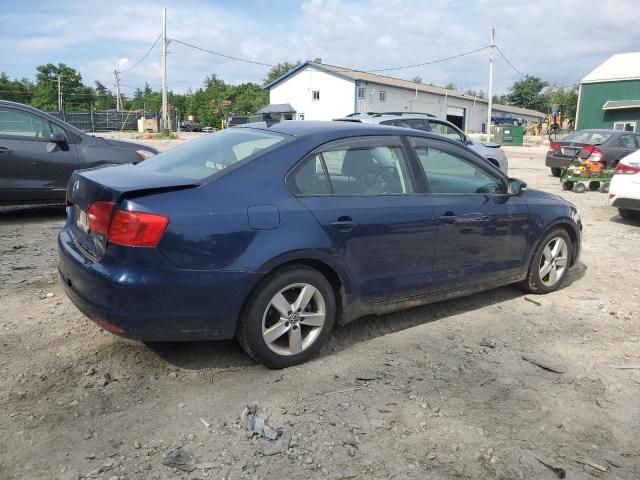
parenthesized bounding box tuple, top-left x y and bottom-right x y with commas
(495, 45, 526, 77)
(168, 37, 275, 67)
(117, 33, 162, 74)
(360, 45, 491, 73)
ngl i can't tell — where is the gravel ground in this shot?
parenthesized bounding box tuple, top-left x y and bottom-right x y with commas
(1, 142, 639, 480)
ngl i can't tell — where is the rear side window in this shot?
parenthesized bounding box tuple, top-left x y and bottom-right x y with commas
(0, 108, 50, 139)
(290, 137, 414, 195)
(136, 128, 288, 180)
(620, 135, 635, 148)
(563, 131, 612, 145)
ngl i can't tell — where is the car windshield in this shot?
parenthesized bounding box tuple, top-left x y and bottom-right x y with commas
(563, 131, 613, 145)
(136, 127, 288, 180)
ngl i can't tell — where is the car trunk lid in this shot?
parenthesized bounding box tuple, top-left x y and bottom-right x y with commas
(66, 164, 198, 259)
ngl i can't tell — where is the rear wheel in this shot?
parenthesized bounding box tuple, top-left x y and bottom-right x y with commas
(573, 182, 586, 193)
(588, 181, 600, 191)
(236, 266, 336, 369)
(520, 229, 572, 294)
(562, 181, 574, 191)
(551, 167, 562, 177)
(601, 182, 610, 193)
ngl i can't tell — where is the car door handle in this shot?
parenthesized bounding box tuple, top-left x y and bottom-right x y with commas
(330, 216, 357, 231)
(0, 147, 11, 154)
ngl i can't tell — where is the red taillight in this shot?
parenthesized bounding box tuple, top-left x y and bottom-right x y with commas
(108, 210, 169, 247)
(615, 162, 640, 174)
(582, 145, 603, 162)
(549, 142, 561, 152)
(87, 201, 115, 235)
(85, 201, 168, 247)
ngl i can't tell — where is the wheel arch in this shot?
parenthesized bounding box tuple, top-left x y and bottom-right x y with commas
(526, 219, 581, 274)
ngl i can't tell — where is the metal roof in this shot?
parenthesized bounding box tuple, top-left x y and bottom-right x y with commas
(602, 99, 640, 110)
(256, 103, 296, 114)
(581, 52, 640, 84)
(265, 61, 546, 118)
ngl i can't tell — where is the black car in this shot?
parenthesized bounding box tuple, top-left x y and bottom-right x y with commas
(0, 101, 158, 205)
(545, 129, 640, 176)
(491, 113, 525, 126)
(180, 121, 202, 132)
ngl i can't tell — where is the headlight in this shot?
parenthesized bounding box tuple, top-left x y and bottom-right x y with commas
(136, 150, 156, 161)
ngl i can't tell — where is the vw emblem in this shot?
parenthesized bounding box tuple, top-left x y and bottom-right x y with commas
(72, 180, 80, 196)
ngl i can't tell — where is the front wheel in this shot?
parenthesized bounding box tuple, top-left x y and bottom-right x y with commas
(236, 266, 336, 369)
(520, 229, 572, 294)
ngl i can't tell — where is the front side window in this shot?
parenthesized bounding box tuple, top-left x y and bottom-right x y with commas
(290, 137, 414, 195)
(410, 137, 504, 194)
(428, 121, 465, 143)
(312, 90, 320, 101)
(137, 128, 288, 181)
(0, 109, 50, 139)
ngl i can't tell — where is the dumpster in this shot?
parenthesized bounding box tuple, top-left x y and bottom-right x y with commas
(492, 125, 524, 146)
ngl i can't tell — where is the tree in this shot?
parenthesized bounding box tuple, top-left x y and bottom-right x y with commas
(444, 82, 456, 90)
(412, 76, 422, 83)
(0, 73, 34, 103)
(263, 61, 301, 85)
(93, 81, 115, 110)
(31, 63, 93, 111)
(505, 75, 549, 112)
(546, 85, 579, 121)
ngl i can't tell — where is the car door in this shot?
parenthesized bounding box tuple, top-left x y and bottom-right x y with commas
(614, 134, 639, 164)
(289, 135, 437, 301)
(408, 136, 530, 289)
(0, 107, 78, 203)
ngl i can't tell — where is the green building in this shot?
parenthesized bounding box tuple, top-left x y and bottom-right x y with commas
(576, 52, 640, 132)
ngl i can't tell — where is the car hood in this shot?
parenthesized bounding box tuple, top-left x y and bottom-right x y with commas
(100, 137, 159, 154)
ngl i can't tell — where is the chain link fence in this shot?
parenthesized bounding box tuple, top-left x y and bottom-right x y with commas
(46, 110, 179, 132)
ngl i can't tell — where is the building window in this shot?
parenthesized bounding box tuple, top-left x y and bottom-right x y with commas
(312, 90, 320, 101)
(379, 91, 387, 102)
(358, 87, 365, 98)
(614, 121, 636, 132)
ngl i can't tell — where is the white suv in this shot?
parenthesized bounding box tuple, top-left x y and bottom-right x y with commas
(609, 149, 640, 220)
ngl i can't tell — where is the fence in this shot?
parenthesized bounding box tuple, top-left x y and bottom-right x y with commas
(46, 110, 180, 132)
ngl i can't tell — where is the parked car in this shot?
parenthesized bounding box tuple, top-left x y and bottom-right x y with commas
(609, 149, 640, 220)
(202, 126, 217, 133)
(492, 113, 525, 126)
(180, 121, 202, 132)
(0, 101, 158, 206)
(59, 121, 582, 368)
(335, 113, 509, 173)
(546, 129, 639, 177)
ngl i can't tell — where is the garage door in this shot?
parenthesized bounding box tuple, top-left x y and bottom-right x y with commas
(446, 106, 465, 129)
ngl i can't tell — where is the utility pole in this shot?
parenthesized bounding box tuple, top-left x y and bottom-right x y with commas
(486, 28, 495, 141)
(114, 70, 122, 111)
(161, 7, 169, 135)
(56, 74, 62, 111)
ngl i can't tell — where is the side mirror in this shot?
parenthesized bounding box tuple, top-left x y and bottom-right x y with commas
(49, 132, 69, 151)
(509, 178, 527, 195)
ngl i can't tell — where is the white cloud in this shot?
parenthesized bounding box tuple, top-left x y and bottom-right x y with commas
(2, 0, 640, 95)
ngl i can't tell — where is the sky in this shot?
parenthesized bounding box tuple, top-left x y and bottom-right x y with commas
(1, 0, 639, 97)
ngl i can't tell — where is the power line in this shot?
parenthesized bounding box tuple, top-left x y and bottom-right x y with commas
(495, 45, 526, 77)
(117, 33, 163, 74)
(361, 46, 491, 73)
(169, 37, 276, 67)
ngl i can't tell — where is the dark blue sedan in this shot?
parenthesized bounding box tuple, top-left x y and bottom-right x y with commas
(59, 121, 582, 368)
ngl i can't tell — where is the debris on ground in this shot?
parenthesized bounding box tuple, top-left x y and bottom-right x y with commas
(576, 458, 607, 472)
(524, 297, 542, 306)
(199, 417, 210, 428)
(522, 354, 567, 374)
(241, 404, 280, 440)
(260, 430, 291, 456)
(536, 457, 567, 478)
(161, 448, 197, 472)
(608, 364, 640, 369)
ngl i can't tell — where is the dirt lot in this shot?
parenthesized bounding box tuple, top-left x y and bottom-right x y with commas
(1, 141, 639, 480)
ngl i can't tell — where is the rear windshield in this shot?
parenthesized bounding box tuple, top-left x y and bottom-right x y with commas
(563, 131, 613, 145)
(136, 128, 288, 180)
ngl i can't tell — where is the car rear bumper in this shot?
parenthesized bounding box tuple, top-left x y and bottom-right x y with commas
(58, 226, 260, 341)
(609, 196, 640, 211)
(545, 154, 579, 169)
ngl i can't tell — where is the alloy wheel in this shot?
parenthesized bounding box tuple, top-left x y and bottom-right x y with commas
(261, 283, 326, 356)
(538, 236, 568, 287)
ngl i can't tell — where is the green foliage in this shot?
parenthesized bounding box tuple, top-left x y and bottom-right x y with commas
(31, 63, 94, 111)
(0, 73, 34, 103)
(263, 61, 301, 85)
(546, 85, 579, 121)
(505, 75, 549, 112)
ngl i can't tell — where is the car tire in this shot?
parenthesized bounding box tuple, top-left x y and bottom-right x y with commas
(520, 228, 572, 294)
(551, 168, 562, 177)
(619, 208, 640, 220)
(236, 265, 336, 369)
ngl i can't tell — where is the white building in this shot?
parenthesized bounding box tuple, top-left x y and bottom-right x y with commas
(265, 61, 545, 133)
